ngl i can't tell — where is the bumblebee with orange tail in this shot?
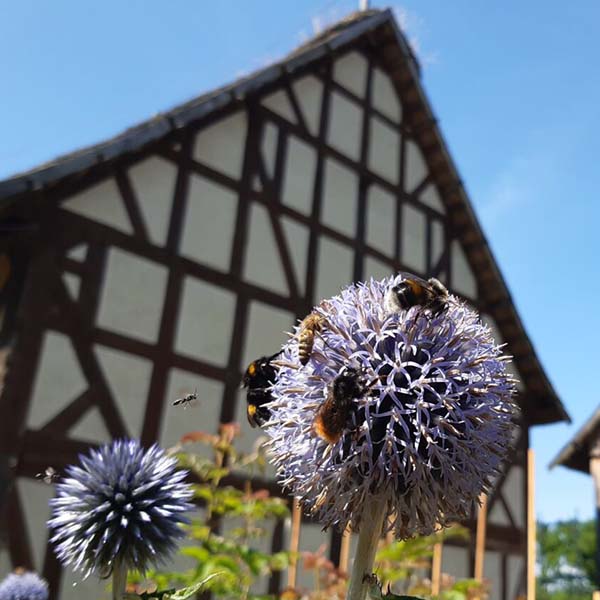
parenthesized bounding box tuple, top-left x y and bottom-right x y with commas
(384, 273, 449, 316)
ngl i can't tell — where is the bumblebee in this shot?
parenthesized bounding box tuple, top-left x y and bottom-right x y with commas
(313, 367, 370, 444)
(242, 352, 280, 428)
(384, 273, 449, 316)
(298, 313, 327, 366)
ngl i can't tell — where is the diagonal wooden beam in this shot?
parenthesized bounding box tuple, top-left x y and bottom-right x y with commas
(115, 168, 149, 242)
(39, 389, 94, 435)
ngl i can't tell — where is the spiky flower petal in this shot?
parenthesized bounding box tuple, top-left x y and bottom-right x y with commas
(266, 274, 518, 537)
(0, 571, 49, 600)
(48, 440, 193, 576)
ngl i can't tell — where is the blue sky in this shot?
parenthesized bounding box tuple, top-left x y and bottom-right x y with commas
(2, 1, 599, 522)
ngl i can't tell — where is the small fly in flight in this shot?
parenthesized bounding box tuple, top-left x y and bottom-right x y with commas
(36, 466, 59, 485)
(172, 388, 198, 409)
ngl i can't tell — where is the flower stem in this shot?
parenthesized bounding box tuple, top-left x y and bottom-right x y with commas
(112, 558, 127, 600)
(346, 496, 387, 600)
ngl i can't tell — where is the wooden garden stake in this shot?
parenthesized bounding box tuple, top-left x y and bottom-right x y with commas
(527, 448, 536, 600)
(287, 498, 302, 589)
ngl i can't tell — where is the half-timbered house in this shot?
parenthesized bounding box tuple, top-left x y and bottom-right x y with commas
(0, 9, 568, 600)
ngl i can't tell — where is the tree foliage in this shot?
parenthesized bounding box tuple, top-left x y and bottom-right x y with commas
(537, 518, 597, 600)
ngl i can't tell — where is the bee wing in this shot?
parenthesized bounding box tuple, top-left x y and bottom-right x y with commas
(398, 271, 430, 286)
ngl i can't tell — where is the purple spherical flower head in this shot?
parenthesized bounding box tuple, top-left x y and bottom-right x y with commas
(266, 274, 518, 538)
(0, 571, 49, 600)
(48, 440, 194, 577)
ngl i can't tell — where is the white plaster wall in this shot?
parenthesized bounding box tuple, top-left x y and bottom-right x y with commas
(364, 256, 393, 282)
(488, 498, 512, 527)
(419, 182, 445, 213)
(366, 185, 396, 257)
(502, 466, 525, 528)
(61, 569, 109, 600)
(17, 478, 54, 572)
(368, 117, 400, 184)
(180, 174, 237, 272)
(450, 241, 478, 299)
(241, 301, 294, 369)
(62, 273, 81, 301)
(281, 217, 309, 296)
(175, 276, 236, 366)
(292, 75, 323, 137)
(372, 68, 402, 122)
(440, 544, 470, 580)
(483, 550, 502, 600)
(333, 51, 368, 97)
(66, 244, 87, 262)
(70, 406, 111, 444)
(321, 158, 358, 237)
(315, 238, 354, 301)
(401, 204, 426, 273)
(28, 331, 87, 429)
(243, 203, 288, 295)
(95, 345, 152, 438)
(97, 248, 168, 344)
(431, 219, 444, 267)
(327, 92, 362, 162)
(404, 140, 428, 193)
(282, 136, 316, 216)
(262, 90, 297, 123)
(193, 111, 247, 180)
(62, 179, 132, 234)
(295, 521, 331, 592)
(128, 156, 177, 246)
(507, 554, 525, 599)
(160, 369, 224, 452)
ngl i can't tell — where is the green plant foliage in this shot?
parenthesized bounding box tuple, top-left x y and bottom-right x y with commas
(127, 424, 290, 599)
(375, 526, 469, 596)
(125, 423, 493, 600)
(537, 518, 597, 599)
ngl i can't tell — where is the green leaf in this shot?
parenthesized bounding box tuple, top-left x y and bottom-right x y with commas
(164, 572, 224, 599)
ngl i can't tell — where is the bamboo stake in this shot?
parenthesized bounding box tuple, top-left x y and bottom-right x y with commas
(527, 449, 536, 600)
(287, 498, 302, 589)
(339, 524, 352, 574)
(474, 493, 488, 583)
(431, 537, 443, 597)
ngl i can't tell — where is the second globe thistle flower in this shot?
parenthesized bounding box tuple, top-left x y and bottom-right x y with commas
(266, 274, 518, 538)
(48, 440, 193, 580)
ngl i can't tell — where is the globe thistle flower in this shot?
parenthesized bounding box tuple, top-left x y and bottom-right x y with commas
(48, 440, 193, 578)
(266, 274, 518, 538)
(0, 571, 49, 600)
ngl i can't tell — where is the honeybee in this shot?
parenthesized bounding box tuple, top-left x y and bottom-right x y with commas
(313, 367, 371, 444)
(242, 352, 280, 428)
(36, 466, 59, 485)
(173, 388, 198, 408)
(384, 273, 449, 316)
(298, 313, 327, 366)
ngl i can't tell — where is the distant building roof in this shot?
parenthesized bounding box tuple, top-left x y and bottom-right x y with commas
(550, 406, 600, 473)
(0, 8, 570, 427)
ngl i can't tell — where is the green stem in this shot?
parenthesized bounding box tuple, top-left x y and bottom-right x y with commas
(112, 558, 127, 600)
(346, 495, 388, 600)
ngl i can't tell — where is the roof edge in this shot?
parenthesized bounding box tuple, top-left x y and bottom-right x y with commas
(0, 9, 398, 204)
